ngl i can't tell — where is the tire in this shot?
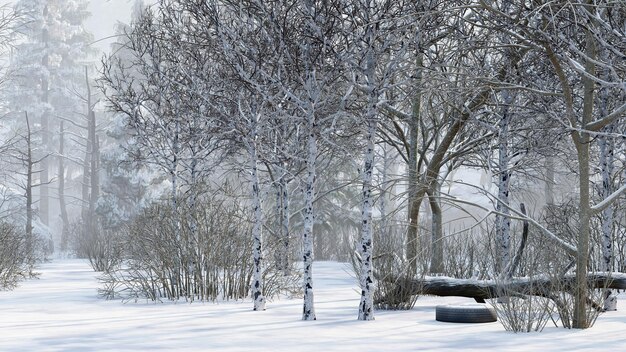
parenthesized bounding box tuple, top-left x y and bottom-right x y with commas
(435, 304, 497, 323)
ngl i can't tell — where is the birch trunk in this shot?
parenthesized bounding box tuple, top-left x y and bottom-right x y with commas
(358, 117, 376, 320)
(598, 123, 614, 273)
(358, 45, 378, 319)
(249, 142, 266, 311)
(598, 61, 616, 309)
(282, 179, 290, 275)
(379, 145, 390, 237)
(302, 110, 317, 321)
(170, 118, 181, 298)
(276, 175, 290, 276)
(495, 93, 512, 273)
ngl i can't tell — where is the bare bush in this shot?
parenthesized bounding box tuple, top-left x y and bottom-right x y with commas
(442, 229, 492, 279)
(489, 202, 607, 331)
(490, 295, 556, 333)
(0, 221, 39, 289)
(100, 195, 299, 302)
(73, 221, 123, 272)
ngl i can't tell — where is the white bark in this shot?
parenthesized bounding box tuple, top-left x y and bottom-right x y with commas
(280, 176, 290, 276)
(302, 110, 316, 320)
(170, 118, 181, 297)
(495, 92, 512, 274)
(358, 124, 376, 319)
(250, 141, 266, 311)
(598, 126, 615, 274)
(248, 114, 265, 311)
(358, 81, 377, 321)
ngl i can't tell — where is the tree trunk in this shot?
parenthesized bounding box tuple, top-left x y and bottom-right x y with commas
(58, 121, 70, 251)
(495, 91, 512, 274)
(276, 175, 290, 276)
(249, 141, 266, 311)
(88, 111, 99, 218)
(302, 110, 317, 321)
(598, 128, 614, 273)
(358, 44, 377, 319)
(598, 50, 616, 308)
(25, 112, 33, 255)
(573, 22, 597, 329)
(40, 45, 50, 227)
(428, 180, 444, 274)
(379, 145, 390, 237)
(82, 67, 92, 228)
(169, 118, 181, 298)
(406, 51, 423, 276)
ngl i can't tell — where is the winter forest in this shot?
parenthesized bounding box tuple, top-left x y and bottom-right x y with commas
(1, 0, 626, 349)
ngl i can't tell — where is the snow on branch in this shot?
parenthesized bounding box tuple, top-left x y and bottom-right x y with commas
(591, 183, 626, 215)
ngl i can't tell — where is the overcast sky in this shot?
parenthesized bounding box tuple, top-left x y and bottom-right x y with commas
(85, 0, 136, 53)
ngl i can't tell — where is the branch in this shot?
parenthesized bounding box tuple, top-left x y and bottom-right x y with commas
(585, 100, 626, 132)
(591, 183, 626, 215)
(441, 182, 577, 257)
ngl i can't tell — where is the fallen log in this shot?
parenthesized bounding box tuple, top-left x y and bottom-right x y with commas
(379, 272, 626, 303)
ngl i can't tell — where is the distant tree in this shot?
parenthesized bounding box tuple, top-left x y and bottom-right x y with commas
(8, 0, 94, 233)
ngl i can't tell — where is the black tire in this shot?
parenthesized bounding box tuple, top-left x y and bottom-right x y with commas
(435, 304, 497, 323)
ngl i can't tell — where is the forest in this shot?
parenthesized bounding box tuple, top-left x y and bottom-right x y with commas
(0, 0, 625, 337)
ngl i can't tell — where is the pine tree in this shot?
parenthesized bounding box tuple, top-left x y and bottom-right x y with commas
(8, 0, 94, 237)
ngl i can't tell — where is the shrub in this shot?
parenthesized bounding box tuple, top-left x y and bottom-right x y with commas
(99, 195, 298, 302)
(0, 222, 40, 289)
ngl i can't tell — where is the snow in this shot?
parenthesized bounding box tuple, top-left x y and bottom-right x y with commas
(2, 260, 626, 351)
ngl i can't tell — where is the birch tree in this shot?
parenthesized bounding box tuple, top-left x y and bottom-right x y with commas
(345, 0, 408, 320)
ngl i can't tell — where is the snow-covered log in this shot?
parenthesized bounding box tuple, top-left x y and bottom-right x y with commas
(378, 273, 626, 303)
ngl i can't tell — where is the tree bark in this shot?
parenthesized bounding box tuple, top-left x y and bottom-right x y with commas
(40, 33, 50, 227)
(406, 51, 423, 276)
(302, 109, 317, 321)
(249, 140, 266, 311)
(276, 175, 290, 276)
(88, 111, 99, 219)
(572, 18, 597, 329)
(58, 121, 70, 251)
(357, 42, 377, 319)
(427, 181, 443, 274)
(495, 91, 512, 274)
(25, 112, 34, 254)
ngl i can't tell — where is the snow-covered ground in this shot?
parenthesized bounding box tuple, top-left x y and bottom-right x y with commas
(1, 260, 625, 351)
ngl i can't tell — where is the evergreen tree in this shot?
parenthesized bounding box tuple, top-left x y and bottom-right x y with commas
(7, 0, 95, 241)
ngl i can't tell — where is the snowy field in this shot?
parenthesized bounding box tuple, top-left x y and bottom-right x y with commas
(1, 260, 625, 351)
